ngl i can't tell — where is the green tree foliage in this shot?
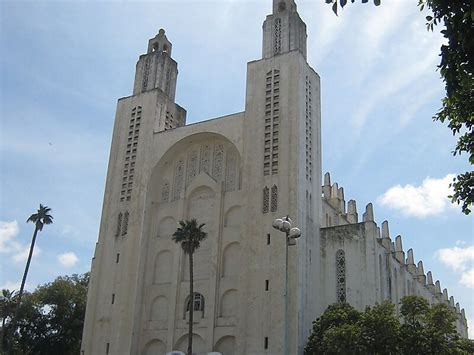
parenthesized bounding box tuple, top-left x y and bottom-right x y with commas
(304, 296, 474, 355)
(305, 303, 363, 353)
(1, 273, 89, 355)
(359, 302, 400, 354)
(172, 219, 207, 355)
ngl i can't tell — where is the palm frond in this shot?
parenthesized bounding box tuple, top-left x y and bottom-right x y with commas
(27, 213, 39, 224)
(27, 204, 53, 226)
(172, 218, 208, 255)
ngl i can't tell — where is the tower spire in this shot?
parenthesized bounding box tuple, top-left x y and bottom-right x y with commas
(273, 0, 297, 14)
(263, 0, 307, 59)
(132, 29, 178, 101)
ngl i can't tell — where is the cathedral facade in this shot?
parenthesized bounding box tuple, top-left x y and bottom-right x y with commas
(81, 1, 468, 354)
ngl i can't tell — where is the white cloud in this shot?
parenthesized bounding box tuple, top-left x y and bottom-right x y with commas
(378, 174, 457, 217)
(436, 245, 474, 272)
(436, 244, 474, 289)
(58, 252, 79, 268)
(460, 269, 474, 289)
(0, 220, 42, 263)
(0, 220, 19, 252)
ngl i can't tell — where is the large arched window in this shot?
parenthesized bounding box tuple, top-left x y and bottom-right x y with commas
(336, 249, 346, 303)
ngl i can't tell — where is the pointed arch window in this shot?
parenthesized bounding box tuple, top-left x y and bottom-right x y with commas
(336, 249, 346, 303)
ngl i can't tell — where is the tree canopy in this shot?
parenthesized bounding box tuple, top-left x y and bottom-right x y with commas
(1, 272, 89, 355)
(304, 296, 473, 355)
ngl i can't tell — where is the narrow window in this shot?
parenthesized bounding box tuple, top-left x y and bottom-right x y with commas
(265, 280, 269, 291)
(106, 343, 110, 354)
(264, 337, 269, 349)
(116, 253, 120, 263)
(115, 213, 123, 237)
(267, 233, 271, 245)
(379, 255, 384, 299)
(111, 294, 115, 304)
(263, 187, 270, 213)
(271, 185, 278, 212)
(121, 211, 129, 236)
(336, 250, 346, 303)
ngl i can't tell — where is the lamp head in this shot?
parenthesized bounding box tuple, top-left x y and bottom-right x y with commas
(281, 220, 291, 233)
(273, 219, 283, 230)
(289, 227, 301, 239)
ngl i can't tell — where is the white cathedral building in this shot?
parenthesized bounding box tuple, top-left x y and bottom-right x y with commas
(81, 1, 469, 354)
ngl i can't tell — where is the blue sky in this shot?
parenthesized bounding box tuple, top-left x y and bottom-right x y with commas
(1, 0, 472, 336)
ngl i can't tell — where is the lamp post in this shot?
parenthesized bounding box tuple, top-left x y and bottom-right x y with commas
(272, 216, 301, 355)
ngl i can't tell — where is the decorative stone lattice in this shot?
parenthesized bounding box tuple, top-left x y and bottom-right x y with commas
(225, 150, 237, 191)
(115, 213, 123, 237)
(212, 144, 224, 181)
(121, 211, 129, 236)
(173, 159, 185, 200)
(121, 107, 141, 202)
(263, 70, 280, 176)
(165, 67, 172, 96)
(270, 185, 278, 212)
(161, 181, 170, 203)
(164, 111, 175, 131)
(186, 150, 198, 184)
(305, 76, 313, 182)
(263, 186, 270, 213)
(200, 144, 211, 174)
(336, 249, 346, 303)
(166, 141, 240, 201)
(274, 18, 282, 55)
(142, 57, 151, 92)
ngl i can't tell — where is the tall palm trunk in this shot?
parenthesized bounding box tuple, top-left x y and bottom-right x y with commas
(16, 224, 39, 313)
(188, 252, 193, 355)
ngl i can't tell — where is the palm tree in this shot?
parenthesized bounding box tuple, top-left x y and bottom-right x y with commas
(172, 219, 207, 355)
(10, 204, 53, 351)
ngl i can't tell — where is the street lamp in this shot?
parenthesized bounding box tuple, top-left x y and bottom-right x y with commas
(272, 216, 301, 355)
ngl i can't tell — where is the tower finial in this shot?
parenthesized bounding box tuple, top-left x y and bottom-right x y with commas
(273, 0, 297, 14)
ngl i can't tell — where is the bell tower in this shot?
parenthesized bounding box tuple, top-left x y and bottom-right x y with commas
(263, 0, 307, 59)
(132, 29, 178, 102)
